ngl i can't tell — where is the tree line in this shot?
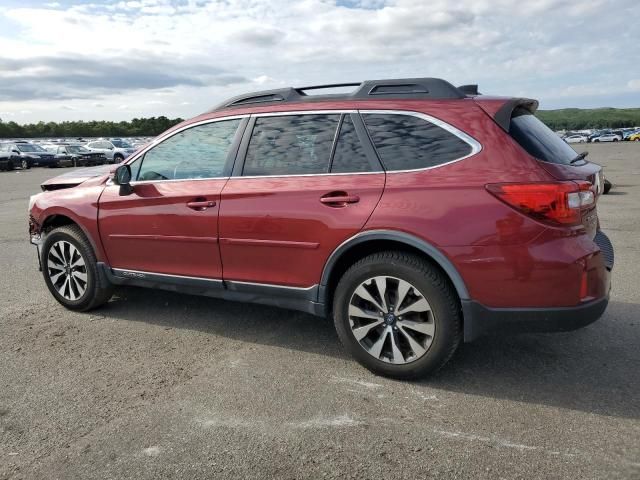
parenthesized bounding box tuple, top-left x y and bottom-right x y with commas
(1, 109, 639, 138)
(0, 116, 184, 139)
(535, 108, 640, 130)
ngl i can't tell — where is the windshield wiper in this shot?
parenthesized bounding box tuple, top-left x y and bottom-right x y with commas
(569, 151, 589, 164)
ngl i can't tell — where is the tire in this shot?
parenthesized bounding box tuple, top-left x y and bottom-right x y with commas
(7, 160, 14, 171)
(21, 159, 29, 169)
(333, 251, 462, 379)
(603, 179, 612, 194)
(114, 154, 124, 163)
(635, 138, 640, 142)
(594, 140, 600, 143)
(613, 138, 619, 142)
(41, 225, 114, 311)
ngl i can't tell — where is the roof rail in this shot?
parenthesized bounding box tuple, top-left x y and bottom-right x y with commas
(458, 84, 480, 95)
(210, 77, 468, 112)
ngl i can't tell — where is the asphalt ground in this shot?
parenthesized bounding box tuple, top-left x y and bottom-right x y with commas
(1, 142, 638, 479)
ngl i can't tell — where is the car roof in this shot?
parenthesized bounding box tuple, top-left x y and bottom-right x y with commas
(208, 77, 475, 113)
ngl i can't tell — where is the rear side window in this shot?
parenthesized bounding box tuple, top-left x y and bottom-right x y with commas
(243, 114, 339, 176)
(330, 115, 374, 173)
(362, 113, 472, 171)
(509, 110, 578, 165)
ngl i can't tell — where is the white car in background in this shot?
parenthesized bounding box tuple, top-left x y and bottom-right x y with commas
(564, 134, 588, 144)
(84, 139, 136, 163)
(592, 133, 622, 143)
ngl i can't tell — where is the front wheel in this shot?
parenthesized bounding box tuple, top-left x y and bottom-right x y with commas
(113, 154, 124, 163)
(333, 251, 462, 379)
(21, 159, 29, 169)
(41, 225, 113, 311)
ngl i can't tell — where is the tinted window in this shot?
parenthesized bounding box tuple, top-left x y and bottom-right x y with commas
(510, 110, 578, 165)
(136, 119, 241, 181)
(243, 114, 339, 176)
(17, 144, 38, 152)
(330, 115, 374, 173)
(363, 114, 472, 171)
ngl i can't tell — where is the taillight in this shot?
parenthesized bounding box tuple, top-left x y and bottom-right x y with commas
(486, 181, 595, 226)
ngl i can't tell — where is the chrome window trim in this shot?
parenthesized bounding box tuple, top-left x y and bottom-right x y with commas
(114, 109, 481, 184)
(230, 109, 481, 179)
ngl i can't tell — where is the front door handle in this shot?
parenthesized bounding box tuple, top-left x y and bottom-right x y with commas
(187, 200, 216, 210)
(320, 192, 360, 207)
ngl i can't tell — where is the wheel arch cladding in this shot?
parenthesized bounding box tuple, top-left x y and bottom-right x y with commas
(319, 230, 470, 307)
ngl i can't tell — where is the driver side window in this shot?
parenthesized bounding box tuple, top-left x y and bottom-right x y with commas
(136, 119, 241, 181)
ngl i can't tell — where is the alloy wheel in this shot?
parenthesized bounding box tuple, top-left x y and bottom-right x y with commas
(47, 240, 88, 300)
(348, 276, 435, 364)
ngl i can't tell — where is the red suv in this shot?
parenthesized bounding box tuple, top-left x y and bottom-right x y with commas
(28, 78, 614, 378)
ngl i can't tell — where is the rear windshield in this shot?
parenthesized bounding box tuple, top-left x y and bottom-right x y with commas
(509, 109, 578, 165)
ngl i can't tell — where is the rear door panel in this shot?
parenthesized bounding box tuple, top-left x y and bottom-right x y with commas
(219, 174, 385, 287)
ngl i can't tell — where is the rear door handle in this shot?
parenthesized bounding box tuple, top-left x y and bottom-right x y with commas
(320, 192, 360, 207)
(187, 200, 216, 210)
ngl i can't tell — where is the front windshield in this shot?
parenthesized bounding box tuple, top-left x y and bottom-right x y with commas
(17, 144, 46, 152)
(67, 145, 90, 153)
(111, 140, 132, 148)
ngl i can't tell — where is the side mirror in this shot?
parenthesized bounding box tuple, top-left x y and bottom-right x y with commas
(114, 164, 133, 196)
(12, 149, 20, 154)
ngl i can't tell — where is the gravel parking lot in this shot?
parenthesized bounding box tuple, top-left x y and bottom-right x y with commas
(1, 143, 638, 479)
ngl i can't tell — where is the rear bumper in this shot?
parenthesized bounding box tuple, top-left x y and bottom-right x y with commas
(462, 295, 609, 341)
(462, 229, 613, 342)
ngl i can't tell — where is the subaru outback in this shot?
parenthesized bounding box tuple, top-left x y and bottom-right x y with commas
(28, 78, 614, 378)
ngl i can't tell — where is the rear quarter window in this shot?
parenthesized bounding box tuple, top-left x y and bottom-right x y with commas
(362, 113, 473, 171)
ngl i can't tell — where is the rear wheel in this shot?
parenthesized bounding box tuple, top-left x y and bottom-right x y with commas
(333, 251, 462, 379)
(41, 225, 113, 311)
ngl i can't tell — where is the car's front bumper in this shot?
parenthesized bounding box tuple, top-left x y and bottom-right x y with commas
(30, 232, 43, 271)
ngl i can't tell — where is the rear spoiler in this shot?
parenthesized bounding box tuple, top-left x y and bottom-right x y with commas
(474, 97, 539, 132)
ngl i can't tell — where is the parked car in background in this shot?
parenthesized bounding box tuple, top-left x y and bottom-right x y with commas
(627, 131, 640, 141)
(51, 144, 108, 167)
(0, 151, 19, 171)
(84, 139, 136, 163)
(564, 134, 588, 144)
(0, 142, 47, 168)
(28, 77, 613, 379)
(592, 133, 622, 142)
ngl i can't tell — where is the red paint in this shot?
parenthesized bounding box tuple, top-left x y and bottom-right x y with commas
(29, 95, 610, 312)
(97, 180, 226, 278)
(218, 174, 385, 286)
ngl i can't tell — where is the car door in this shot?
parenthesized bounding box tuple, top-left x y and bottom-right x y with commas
(218, 112, 385, 288)
(98, 117, 246, 279)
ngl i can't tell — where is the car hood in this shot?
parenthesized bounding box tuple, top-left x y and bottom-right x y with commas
(40, 164, 115, 191)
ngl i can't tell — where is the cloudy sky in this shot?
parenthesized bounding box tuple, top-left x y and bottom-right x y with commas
(0, 0, 638, 123)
